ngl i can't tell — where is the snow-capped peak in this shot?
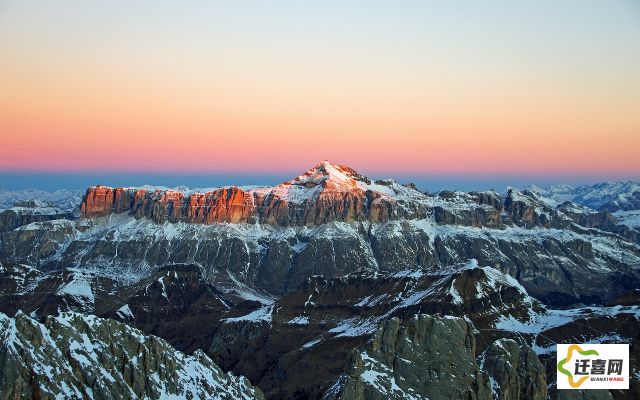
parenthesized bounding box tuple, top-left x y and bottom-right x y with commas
(285, 161, 362, 188)
(256, 161, 366, 203)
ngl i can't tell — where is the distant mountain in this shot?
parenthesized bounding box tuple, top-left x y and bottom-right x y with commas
(0, 188, 83, 211)
(0, 200, 74, 232)
(529, 181, 640, 212)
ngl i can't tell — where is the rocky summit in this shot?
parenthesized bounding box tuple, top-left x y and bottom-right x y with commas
(1, 161, 639, 399)
(79, 161, 399, 225)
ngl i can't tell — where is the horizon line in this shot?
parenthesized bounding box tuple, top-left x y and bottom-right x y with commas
(1, 167, 639, 180)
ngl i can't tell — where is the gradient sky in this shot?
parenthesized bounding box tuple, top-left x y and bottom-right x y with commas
(1, 1, 639, 188)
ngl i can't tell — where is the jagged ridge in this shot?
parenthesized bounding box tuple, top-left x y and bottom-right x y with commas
(0, 311, 264, 399)
(80, 161, 412, 226)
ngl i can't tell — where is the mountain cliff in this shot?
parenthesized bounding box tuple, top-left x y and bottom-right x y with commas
(80, 162, 400, 226)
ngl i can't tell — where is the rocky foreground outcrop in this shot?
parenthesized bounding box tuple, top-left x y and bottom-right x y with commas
(1, 259, 637, 399)
(327, 315, 546, 400)
(481, 339, 547, 400)
(200, 261, 638, 399)
(0, 311, 264, 400)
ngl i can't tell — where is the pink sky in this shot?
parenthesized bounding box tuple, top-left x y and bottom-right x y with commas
(1, 1, 639, 177)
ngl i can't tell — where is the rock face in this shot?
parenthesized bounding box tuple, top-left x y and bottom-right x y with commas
(481, 339, 547, 400)
(335, 315, 491, 400)
(0, 311, 264, 400)
(83, 162, 619, 231)
(3, 204, 638, 305)
(330, 315, 546, 400)
(557, 202, 640, 243)
(78, 164, 640, 236)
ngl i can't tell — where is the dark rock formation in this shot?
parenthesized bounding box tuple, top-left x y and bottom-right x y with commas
(558, 201, 640, 243)
(4, 199, 640, 304)
(0, 311, 264, 400)
(481, 339, 547, 400)
(330, 315, 546, 400)
(0, 259, 637, 400)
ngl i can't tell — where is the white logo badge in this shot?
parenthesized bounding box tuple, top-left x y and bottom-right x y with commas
(557, 344, 629, 390)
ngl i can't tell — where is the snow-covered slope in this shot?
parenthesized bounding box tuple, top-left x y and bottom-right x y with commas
(0, 311, 264, 399)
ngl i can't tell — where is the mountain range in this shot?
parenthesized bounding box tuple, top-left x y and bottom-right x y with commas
(1, 161, 639, 399)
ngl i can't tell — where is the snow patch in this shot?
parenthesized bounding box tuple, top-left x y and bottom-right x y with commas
(57, 272, 95, 305)
(329, 318, 378, 337)
(116, 304, 134, 319)
(288, 316, 310, 325)
(224, 305, 274, 324)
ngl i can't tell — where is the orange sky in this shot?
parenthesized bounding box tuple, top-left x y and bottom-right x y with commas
(1, 1, 639, 177)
